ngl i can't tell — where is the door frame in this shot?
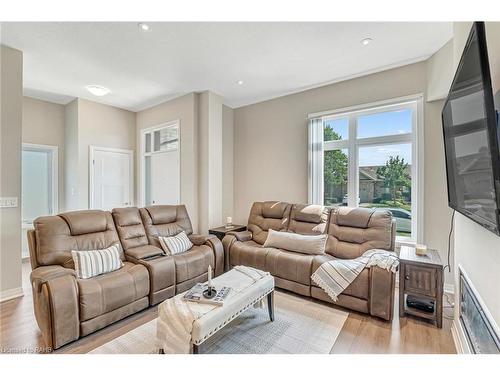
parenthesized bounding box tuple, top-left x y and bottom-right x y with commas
(21, 143, 59, 227)
(139, 120, 181, 207)
(89, 145, 134, 209)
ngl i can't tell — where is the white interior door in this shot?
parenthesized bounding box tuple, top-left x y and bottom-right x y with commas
(150, 151, 180, 205)
(142, 122, 180, 206)
(91, 147, 133, 210)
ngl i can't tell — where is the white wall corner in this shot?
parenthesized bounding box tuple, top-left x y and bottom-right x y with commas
(0, 287, 24, 303)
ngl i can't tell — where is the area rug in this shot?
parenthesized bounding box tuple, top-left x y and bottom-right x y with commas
(89, 291, 348, 354)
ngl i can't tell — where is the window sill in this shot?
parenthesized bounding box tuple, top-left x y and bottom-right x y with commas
(396, 237, 416, 248)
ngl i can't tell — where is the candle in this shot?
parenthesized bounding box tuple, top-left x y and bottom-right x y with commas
(207, 265, 212, 288)
(415, 244, 428, 256)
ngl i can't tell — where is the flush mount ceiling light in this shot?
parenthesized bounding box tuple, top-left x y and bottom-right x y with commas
(85, 85, 111, 97)
(237, 80, 244, 85)
(361, 37, 373, 46)
(138, 23, 151, 32)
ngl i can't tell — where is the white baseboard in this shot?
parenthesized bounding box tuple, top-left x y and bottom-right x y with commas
(451, 318, 471, 354)
(0, 287, 24, 303)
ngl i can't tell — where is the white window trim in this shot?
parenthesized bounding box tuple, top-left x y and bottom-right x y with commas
(138, 120, 181, 207)
(21, 143, 59, 228)
(309, 94, 424, 245)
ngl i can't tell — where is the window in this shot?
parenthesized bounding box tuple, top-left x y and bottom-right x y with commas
(309, 97, 422, 243)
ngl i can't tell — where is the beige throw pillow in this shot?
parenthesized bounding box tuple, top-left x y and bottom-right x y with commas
(263, 229, 327, 255)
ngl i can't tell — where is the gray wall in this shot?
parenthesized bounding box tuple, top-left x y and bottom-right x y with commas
(233, 60, 454, 286)
(22, 97, 66, 211)
(136, 93, 199, 231)
(0, 45, 23, 299)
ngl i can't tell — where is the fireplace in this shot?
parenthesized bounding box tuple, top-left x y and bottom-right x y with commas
(459, 269, 500, 354)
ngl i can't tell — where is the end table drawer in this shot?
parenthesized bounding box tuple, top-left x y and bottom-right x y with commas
(404, 265, 437, 297)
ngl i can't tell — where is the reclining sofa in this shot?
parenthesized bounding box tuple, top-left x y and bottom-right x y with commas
(27, 205, 223, 350)
(222, 201, 397, 320)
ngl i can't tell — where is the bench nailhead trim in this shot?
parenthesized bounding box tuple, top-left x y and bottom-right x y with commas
(193, 287, 274, 345)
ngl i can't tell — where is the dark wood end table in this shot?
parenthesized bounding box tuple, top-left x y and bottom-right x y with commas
(208, 224, 247, 241)
(399, 246, 444, 328)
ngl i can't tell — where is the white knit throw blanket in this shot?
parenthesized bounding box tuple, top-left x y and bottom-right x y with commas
(311, 249, 399, 302)
(157, 265, 269, 354)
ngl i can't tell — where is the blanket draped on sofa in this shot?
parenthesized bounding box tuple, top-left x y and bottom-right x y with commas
(311, 249, 399, 302)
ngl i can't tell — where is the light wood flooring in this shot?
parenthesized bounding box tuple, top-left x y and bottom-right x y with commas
(0, 260, 456, 354)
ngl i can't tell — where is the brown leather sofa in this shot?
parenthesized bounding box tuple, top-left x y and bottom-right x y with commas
(27, 205, 223, 349)
(222, 201, 397, 321)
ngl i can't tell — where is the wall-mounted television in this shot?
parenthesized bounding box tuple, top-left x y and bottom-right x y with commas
(442, 21, 500, 236)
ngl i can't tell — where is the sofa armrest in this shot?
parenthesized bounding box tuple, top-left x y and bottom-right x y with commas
(188, 234, 224, 276)
(125, 245, 165, 260)
(227, 230, 252, 242)
(369, 266, 396, 321)
(389, 219, 397, 251)
(30, 265, 76, 293)
(30, 266, 79, 349)
(220, 231, 252, 271)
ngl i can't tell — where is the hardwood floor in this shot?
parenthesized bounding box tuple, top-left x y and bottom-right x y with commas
(0, 261, 456, 354)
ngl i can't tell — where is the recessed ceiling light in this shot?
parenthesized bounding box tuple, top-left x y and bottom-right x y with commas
(361, 37, 373, 46)
(138, 23, 151, 32)
(237, 80, 244, 85)
(85, 85, 111, 97)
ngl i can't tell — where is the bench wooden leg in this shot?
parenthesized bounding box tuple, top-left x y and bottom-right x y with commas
(192, 343, 199, 354)
(267, 291, 275, 322)
(159, 348, 164, 354)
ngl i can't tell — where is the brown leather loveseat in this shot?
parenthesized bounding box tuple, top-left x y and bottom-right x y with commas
(222, 201, 397, 320)
(28, 205, 222, 350)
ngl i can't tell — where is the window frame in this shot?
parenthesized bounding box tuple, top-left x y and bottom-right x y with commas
(311, 94, 424, 245)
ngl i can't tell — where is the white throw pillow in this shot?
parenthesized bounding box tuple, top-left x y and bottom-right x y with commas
(71, 243, 123, 279)
(159, 231, 193, 255)
(263, 229, 327, 255)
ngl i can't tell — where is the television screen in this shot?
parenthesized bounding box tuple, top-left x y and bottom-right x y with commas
(442, 22, 500, 236)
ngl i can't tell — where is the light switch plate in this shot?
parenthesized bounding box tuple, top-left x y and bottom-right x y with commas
(0, 197, 19, 208)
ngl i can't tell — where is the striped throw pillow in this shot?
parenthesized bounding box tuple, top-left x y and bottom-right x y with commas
(159, 231, 193, 255)
(71, 243, 123, 279)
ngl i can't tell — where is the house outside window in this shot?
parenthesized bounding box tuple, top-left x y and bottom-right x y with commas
(308, 96, 423, 244)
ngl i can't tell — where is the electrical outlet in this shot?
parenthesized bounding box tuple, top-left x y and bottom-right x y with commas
(0, 197, 19, 208)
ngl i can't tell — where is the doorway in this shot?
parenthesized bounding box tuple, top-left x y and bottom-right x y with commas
(21, 143, 58, 259)
(90, 146, 134, 211)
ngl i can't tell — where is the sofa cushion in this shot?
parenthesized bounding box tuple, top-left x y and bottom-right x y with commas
(326, 207, 393, 259)
(60, 210, 108, 236)
(159, 232, 193, 255)
(247, 201, 292, 245)
(229, 240, 270, 270)
(34, 211, 122, 268)
(311, 255, 369, 299)
(265, 248, 315, 285)
(287, 204, 328, 235)
(140, 205, 194, 248)
(112, 207, 149, 250)
(77, 262, 149, 321)
(263, 229, 327, 255)
(173, 245, 214, 284)
(71, 243, 123, 279)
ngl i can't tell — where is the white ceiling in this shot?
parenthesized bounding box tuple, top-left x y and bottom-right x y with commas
(1, 22, 452, 111)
